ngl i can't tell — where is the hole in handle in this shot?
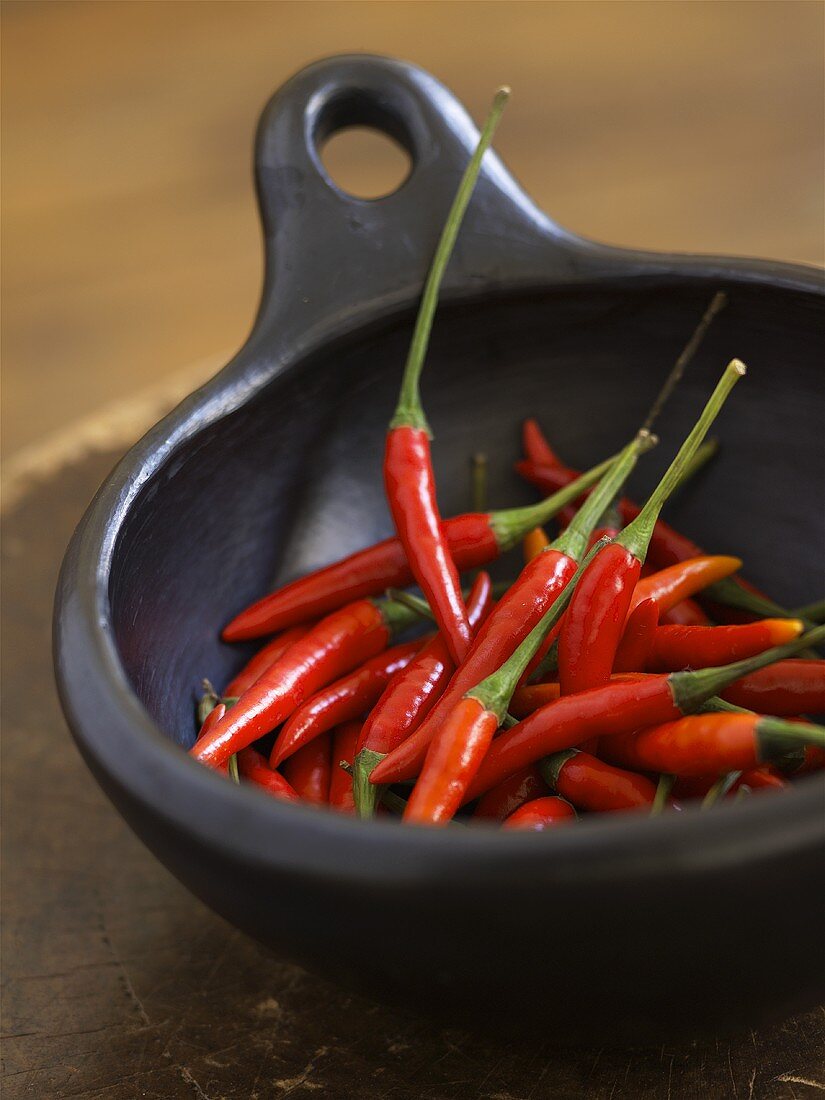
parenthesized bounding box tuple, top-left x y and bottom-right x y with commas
(320, 127, 411, 200)
(312, 88, 416, 201)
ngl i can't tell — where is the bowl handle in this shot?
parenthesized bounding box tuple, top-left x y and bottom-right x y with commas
(247, 53, 815, 359)
(248, 54, 599, 350)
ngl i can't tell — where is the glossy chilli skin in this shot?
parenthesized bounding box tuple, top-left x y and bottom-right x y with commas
(237, 748, 299, 801)
(270, 638, 423, 766)
(599, 713, 825, 776)
(472, 765, 549, 822)
(542, 750, 659, 812)
(355, 572, 492, 761)
(502, 796, 576, 830)
(510, 681, 562, 718)
(222, 516, 497, 641)
(370, 434, 650, 786)
(557, 361, 746, 695)
(522, 418, 562, 467)
(613, 598, 659, 673)
(660, 599, 711, 626)
(222, 454, 613, 643)
(558, 542, 642, 694)
(282, 734, 331, 803)
(646, 619, 802, 673)
(721, 660, 825, 715)
(328, 722, 362, 813)
(370, 548, 577, 785)
(403, 698, 499, 825)
(629, 556, 741, 616)
(463, 675, 683, 801)
(223, 625, 312, 697)
(523, 526, 550, 562)
(191, 599, 404, 768)
(461, 621, 825, 800)
(384, 426, 471, 664)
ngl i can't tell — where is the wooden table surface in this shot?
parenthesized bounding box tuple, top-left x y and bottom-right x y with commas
(3, 0, 823, 460)
(2, 2, 824, 1097)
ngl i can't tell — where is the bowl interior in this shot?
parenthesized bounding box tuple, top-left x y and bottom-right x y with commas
(109, 281, 824, 746)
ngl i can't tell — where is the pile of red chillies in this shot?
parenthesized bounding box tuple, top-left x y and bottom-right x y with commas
(188, 87, 825, 831)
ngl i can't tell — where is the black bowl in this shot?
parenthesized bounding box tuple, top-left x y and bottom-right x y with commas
(54, 55, 825, 1041)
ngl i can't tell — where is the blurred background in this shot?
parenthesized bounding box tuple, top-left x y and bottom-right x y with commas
(2, 0, 823, 465)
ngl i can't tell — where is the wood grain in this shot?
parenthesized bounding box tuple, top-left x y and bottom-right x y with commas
(2, 0, 823, 458)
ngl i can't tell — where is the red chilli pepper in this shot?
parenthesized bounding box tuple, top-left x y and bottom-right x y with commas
(522, 418, 563, 468)
(557, 360, 746, 696)
(646, 619, 803, 672)
(523, 526, 550, 563)
(628, 556, 742, 616)
(463, 626, 824, 800)
(371, 433, 652, 786)
(797, 745, 825, 774)
(541, 749, 659, 812)
(198, 701, 225, 741)
(237, 748, 299, 802)
(191, 596, 418, 768)
(472, 764, 549, 822)
(403, 538, 612, 824)
(510, 681, 562, 718)
(613, 599, 660, 674)
(660, 599, 711, 626)
(502, 796, 576, 830)
(281, 734, 331, 803)
(223, 457, 615, 643)
(512, 675, 648, 720)
(383, 89, 509, 664)
(224, 624, 313, 698)
(328, 722, 362, 813)
(721, 660, 825, 716)
(599, 712, 825, 777)
(735, 766, 788, 792)
(270, 638, 424, 766)
(353, 571, 492, 817)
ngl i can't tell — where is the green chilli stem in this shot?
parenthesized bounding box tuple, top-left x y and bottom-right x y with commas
(641, 291, 728, 433)
(391, 87, 510, 432)
(703, 576, 793, 619)
(471, 537, 612, 719)
(617, 360, 746, 563)
(489, 453, 617, 550)
(348, 755, 404, 817)
(699, 696, 752, 715)
(553, 431, 654, 562)
(790, 599, 825, 623)
(674, 438, 719, 493)
(701, 772, 740, 809)
(227, 755, 240, 784)
(197, 686, 219, 726)
(385, 589, 436, 622)
(540, 750, 578, 791)
(669, 624, 825, 714)
(376, 595, 428, 635)
(651, 773, 675, 815)
(471, 453, 488, 513)
(529, 636, 560, 684)
(757, 717, 825, 760)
